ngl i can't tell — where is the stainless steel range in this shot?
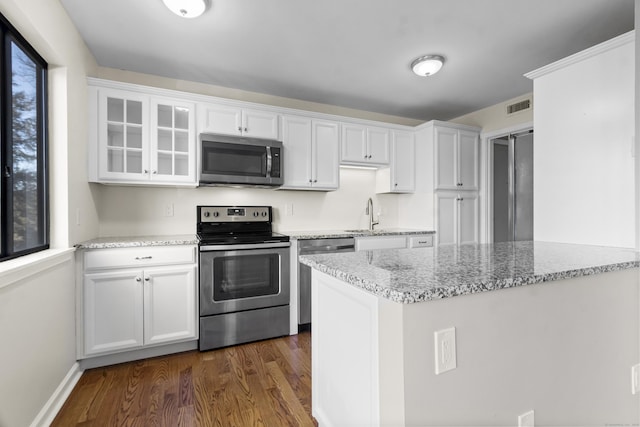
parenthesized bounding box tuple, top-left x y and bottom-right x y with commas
(197, 205, 290, 351)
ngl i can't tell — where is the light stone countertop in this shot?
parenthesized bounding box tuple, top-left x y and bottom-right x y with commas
(299, 241, 640, 303)
(75, 234, 198, 249)
(285, 228, 435, 240)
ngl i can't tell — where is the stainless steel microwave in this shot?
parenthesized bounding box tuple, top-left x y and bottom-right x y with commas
(199, 134, 283, 187)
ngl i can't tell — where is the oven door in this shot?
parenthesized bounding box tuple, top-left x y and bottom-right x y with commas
(199, 242, 290, 315)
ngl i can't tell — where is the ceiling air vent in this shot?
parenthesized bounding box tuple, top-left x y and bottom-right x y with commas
(506, 99, 531, 115)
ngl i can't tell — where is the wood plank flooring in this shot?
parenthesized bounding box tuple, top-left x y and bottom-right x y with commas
(52, 332, 316, 427)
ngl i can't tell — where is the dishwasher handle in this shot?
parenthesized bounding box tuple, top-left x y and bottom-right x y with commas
(300, 244, 354, 255)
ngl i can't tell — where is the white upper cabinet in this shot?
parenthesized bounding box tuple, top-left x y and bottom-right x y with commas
(341, 123, 389, 166)
(199, 103, 279, 140)
(89, 84, 196, 186)
(435, 126, 479, 190)
(281, 115, 339, 191)
(376, 130, 415, 193)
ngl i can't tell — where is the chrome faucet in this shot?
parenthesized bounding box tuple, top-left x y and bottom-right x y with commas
(366, 197, 379, 231)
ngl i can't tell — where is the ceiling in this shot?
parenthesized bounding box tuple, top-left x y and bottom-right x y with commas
(59, 0, 634, 122)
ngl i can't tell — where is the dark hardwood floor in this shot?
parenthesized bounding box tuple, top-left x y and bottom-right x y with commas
(52, 332, 316, 426)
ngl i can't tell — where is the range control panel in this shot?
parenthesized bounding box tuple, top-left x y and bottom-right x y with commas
(198, 206, 272, 223)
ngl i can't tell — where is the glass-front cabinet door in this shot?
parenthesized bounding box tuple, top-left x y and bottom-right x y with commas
(97, 88, 149, 181)
(150, 99, 195, 183)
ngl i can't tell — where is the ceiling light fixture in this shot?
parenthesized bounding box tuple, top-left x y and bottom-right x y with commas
(411, 55, 445, 77)
(162, 0, 207, 18)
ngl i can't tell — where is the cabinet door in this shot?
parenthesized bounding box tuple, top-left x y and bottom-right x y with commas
(242, 109, 279, 139)
(97, 89, 149, 181)
(144, 265, 197, 345)
(281, 115, 313, 188)
(391, 131, 415, 192)
(84, 270, 144, 355)
(434, 126, 458, 190)
(436, 193, 458, 245)
(367, 127, 390, 164)
(312, 120, 340, 190)
(150, 98, 196, 183)
(458, 194, 479, 245)
(458, 130, 479, 190)
(199, 103, 242, 136)
(341, 124, 367, 163)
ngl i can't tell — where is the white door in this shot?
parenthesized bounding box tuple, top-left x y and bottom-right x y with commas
(150, 98, 196, 183)
(84, 270, 144, 355)
(199, 103, 242, 136)
(436, 193, 458, 245)
(97, 89, 150, 181)
(312, 120, 340, 190)
(144, 265, 197, 345)
(435, 127, 457, 189)
(242, 109, 279, 139)
(391, 131, 415, 192)
(366, 127, 390, 164)
(341, 124, 367, 162)
(281, 115, 313, 188)
(458, 194, 479, 245)
(458, 130, 479, 190)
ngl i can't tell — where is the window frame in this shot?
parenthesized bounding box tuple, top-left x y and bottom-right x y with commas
(0, 13, 49, 262)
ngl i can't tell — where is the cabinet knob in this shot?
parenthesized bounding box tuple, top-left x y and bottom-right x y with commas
(152, 170, 157, 174)
(394, 183, 398, 187)
(135, 277, 142, 282)
(313, 179, 317, 183)
(144, 277, 150, 282)
(244, 127, 248, 132)
(143, 169, 148, 174)
(309, 179, 313, 183)
(237, 126, 242, 132)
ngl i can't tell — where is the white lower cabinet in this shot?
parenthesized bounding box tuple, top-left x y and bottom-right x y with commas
(436, 193, 478, 245)
(80, 246, 197, 358)
(355, 234, 434, 251)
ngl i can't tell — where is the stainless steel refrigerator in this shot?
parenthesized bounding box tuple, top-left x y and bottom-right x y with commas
(493, 130, 533, 242)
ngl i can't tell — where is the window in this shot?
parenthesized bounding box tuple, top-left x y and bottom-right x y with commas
(0, 14, 48, 261)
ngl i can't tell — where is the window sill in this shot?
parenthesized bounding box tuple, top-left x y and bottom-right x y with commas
(0, 247, 75, 290)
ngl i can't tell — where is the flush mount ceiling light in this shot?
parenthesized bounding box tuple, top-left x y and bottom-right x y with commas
(411, 55, 445, 77)
(162, 0, 207, 18)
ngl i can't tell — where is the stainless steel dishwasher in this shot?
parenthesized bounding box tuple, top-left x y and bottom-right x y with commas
(298, 237, 355, 327)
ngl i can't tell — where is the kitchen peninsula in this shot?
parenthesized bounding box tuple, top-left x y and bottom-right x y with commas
(300, 241, 640, 426)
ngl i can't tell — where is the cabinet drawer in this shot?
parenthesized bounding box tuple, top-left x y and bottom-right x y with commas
(355, 236, 407, 251)
(407, 235, 433, 248)
(84, 246, 196, 270)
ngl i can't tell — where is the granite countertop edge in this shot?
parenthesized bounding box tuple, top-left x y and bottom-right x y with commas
(286, 229, 436, 240)
(299, 252, 640, 304)
(75, 234, 199, 249)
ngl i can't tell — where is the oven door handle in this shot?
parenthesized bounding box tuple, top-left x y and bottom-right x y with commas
(200, 242, 291, 251)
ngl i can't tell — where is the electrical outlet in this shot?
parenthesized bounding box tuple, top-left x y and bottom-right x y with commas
(75, 208, 81, 226)
(285, 203, 294, 216)
(164, 203, 174, 217)
(434, 327, 456, 374)
(632, 364, 640, 395)
(518, 410, 534, 427)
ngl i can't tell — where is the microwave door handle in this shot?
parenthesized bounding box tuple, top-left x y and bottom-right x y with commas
(266, 146, 273, 178)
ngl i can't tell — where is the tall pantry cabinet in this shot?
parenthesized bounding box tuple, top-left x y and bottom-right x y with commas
(419, 121, 481, 246)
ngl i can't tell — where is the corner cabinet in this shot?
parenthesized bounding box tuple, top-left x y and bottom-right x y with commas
(198, 103, 279, 140)
(78, 245, 198, 361)
(341, 123, 390, 166)
(280, 115, 339, 191)
(89, 83, 197, 186)
(376, 130, 415, 193)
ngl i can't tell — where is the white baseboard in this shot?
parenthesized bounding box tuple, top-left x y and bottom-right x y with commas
(30, 362, 83, 427)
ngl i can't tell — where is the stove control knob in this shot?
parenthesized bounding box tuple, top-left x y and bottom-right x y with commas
(213, 212, 219, 217)
(203, 211, 210, 218)
(253, 212, 259, 217)
(262, 211, 267, 217)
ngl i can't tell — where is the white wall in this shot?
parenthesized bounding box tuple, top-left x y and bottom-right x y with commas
(451, 92, 533, 134)
(97, 168, 401, 235)
(529, 32, 635, 248)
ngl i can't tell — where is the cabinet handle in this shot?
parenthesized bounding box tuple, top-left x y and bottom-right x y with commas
(309, 179, 313, 183)
(244, 127, 248, 132)
(394, 183, 398, 187)
(135, 277, 142, 282)
(143, 169, 148, 174)
(152, 170, 157, 174)
(313, 179, 317, 183)
(237, 126, 242, 132)
(135, 256, 153, 260)
(144, 277, 150, 282)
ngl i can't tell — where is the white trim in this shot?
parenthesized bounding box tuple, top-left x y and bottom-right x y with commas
(30, 362, 83, 427)
(525, 30, 635, 80)
(414, 119, 481, 133)
(0, 248, 75, 290)
(87, 77, 416, 132)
